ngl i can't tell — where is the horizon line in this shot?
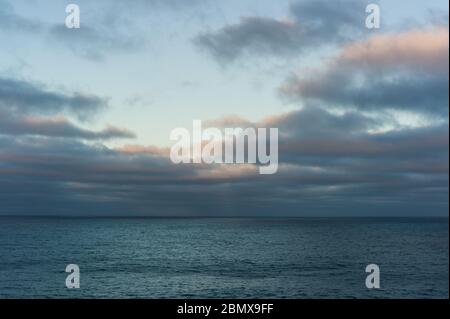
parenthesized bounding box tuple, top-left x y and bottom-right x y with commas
(0, 215, 448, 219)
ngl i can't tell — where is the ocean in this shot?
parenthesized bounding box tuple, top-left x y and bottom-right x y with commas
(0, 217, 448, 299)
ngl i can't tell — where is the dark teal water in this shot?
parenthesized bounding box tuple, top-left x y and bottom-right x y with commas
(0, 217, 448, 298)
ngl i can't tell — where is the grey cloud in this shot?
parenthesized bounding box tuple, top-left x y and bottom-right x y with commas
(279, 122, 449, 161)
(281, 27, 449, 116)
(289, 0, 365, 40)
(0, 105, 447, 216)
(283, 71, 449, 115)
(263, 106, 383, 138)
(204, 107, 382, 137)
(195, 17, 306, 63)
(239, 106, 449, 162)
(0, 77, 108, 120)
(0, 111, 135, 140)
(0, 76, 134, 141)
(194, 0, 369, 63)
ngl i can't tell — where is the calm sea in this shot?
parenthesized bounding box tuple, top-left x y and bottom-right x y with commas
(0, 217, 448, 298)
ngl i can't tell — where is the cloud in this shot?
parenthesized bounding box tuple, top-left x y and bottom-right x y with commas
(0, 0, 43, 32)
(115, 144, 170, 156)
(0, 76, 108, 120)
(0, 1, 143, 61)
(279, 119, 449, 161)
(0, 0, 208, 61)
(262, 106, 383, 137)
(281, 26, 449, 116)
(0, 76, 134, 141)
(48, 25, 145, 62)
(0, 106, 447, 216)
(0, 111, 135, 140)
(339, 26, 449, 72)
(0, 0, 447, 217)
(194, 0, 368, 63)
(195, 17, 306, 63)
(46, 0, 207, 60)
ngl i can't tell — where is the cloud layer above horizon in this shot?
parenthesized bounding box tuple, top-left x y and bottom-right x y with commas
(0, 0, 448, 216)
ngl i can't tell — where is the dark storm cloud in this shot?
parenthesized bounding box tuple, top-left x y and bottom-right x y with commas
(281, 26, 449, 116)
(0, 106, 447, 216)
(194, 0, 369, 62)
(0, 77, 107, 119)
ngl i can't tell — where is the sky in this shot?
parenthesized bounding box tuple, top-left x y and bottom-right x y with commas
(0, 0, 448, 216)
